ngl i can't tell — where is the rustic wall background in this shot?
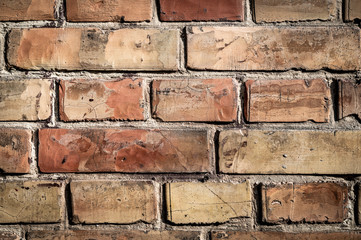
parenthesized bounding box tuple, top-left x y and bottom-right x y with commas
(0, 0, 361, 239)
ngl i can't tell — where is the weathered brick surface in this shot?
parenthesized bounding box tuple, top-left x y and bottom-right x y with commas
(0, 0, 55, 21)
(345, 0, 361, 21)
(8, 28, 178, 71)
(0, 128, 31, 173)
(59, 79, 144, 121)
(152, 78, 237, 122)
(166, 181, 251, 224)
(219, 130, 361, 174)
(338, 81, 361, 120)
(253, 0, 336, 22)
(66, 0, 152, 22)
(159, 0, 243, 21)
(0, 181, 62, 223)
(211, 231, 361, 240)
(244, 79, 330, 122)
(0, 79, 52, 121)
(70, 181, 156, 224)
(28, 230, 200, 240)
(38, 128, 209, 173)
(187, 27, 360, 71)
(262, 182, 347, 223)
(0, 232, 20, 240)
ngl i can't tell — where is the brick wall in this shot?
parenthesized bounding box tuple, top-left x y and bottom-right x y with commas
(0, 0, 361, 239)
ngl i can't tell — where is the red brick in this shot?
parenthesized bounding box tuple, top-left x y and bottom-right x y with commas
(244, 79, 330, 122)
(0, 128, 31, 173)
(8, 28, 178, 71)
(338, 80, 361, 120)
(59, 79, 144, 121)
(345, 0, 361, 21)
(187, 27, 361, 71)
(262, 182, 347, 223)
(159, 0, 243, 21)
(70, 181, 156, 224)
(211, 231, 361, 240)
(66, 0, 152, 22)
(0, 0, 55, 21)
(152, 78, 237, 122)
(28, 230, 200, 240)
(38, 128, 209, 173)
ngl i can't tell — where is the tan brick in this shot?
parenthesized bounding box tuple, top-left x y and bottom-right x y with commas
(187, 27, 360, 71)
(345, 0, 361, 21)
(59, 79, 144, 121)
(159, 0, 244, 21)
(253, 0, 336, 22)
(66, 0, 152, 22)
(70, 181, 156, 224)
(338, 81, 361, 120)
(0, 79, 52, 121)
(152, 78, 237, 122)
(0, 128, 31, 173)
(0, 232, 20, 240)
(28, 230, 200, 240)
(8, 28, 178, 71)
(244, 79, 330, 122)
(39, 128, 209, 173)
(211, 231, 361, 240)
(219, 130, 361, 174)
(0, 181, 62, 223)
(0, 0, 55, 21)
(166, 181, 252, 224)
(262, 182, 347, 223)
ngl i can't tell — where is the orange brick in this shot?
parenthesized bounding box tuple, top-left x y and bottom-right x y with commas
(0, 0, 55, 21)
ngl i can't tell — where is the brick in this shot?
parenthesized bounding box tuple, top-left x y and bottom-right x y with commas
(0, 181, 62, 223)
(345, 0, 361, 21)
(166, 181, 251, 224)
(211, 231, 361, 240)
(0, 0, 55, 21)
(338, 81, 361, 120)
(244, 79, 330, 122)
(28, 230, 200, 240)
(66, 0, 152, 22)
(152, 78, 237, 122)
(59, 79, 144, 121)
(359, 186, 361, 224)
(187, 27, 360, 71)
(262, 182, 347, 223)
(253, 0, 336, 22)
(219, 130, 361, 174)
(70, 181, 156, 224)
(0, 232, 20, 240)
(8, 28, 178, 71)
(0, 79, 52, 121)
(0, 128, 31, 173)
(159, 0, 243, 21)
(39, 128, 209, 173)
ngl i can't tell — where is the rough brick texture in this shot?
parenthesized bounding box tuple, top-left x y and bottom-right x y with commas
(8, 28, 178, 71)
(66, 0, 152, 22)
(0, 79, 52, 121)
(244, 79, 330, 122)
(0, 128, 31, 173)
(70, 181, 156, 224)
(159, 0, 244, 21)
(166, 181, 252, 224)
(0, 0, 55, 21)
(0, 232, 20, 240)
(253, 0, 336, 22)
(0, 181, 62, 223)
(345, 0, 361, 21)
(59, 79, 144, 121)
(219, 130, 361, 174)
(28, 230, 200, 240)
(152, 78, 237, 122)
(262, 182, 347, 223)
(187, 27, 360, 71)
(38, 128, 209, 173)
(338, 81, 361, 120)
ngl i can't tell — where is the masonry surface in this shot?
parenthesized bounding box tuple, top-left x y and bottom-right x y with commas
(0, 0, 361, 239)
